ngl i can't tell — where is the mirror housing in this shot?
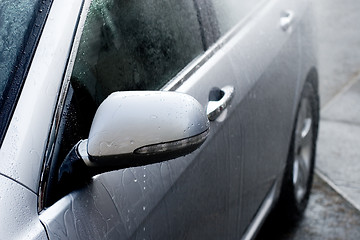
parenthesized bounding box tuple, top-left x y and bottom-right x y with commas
(78, 91, 209, 169)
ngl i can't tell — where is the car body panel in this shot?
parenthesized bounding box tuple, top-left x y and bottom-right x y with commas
(0, 0, 316, 239)
(38, 0, 315, 239)
(176, 0, 308, 230)
(0, 174, 47, 239)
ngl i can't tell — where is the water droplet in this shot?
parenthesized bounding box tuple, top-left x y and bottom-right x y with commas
(143, 206, 146, 211)
(130, 140, 134, 145)
(134, 179, 138, 183)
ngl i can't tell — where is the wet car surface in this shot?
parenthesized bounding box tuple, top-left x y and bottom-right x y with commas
(258, 0, 360, 238)
(0, 0, 319, 239)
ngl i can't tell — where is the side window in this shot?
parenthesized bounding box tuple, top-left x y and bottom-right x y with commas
(43, 0, 204, 207)
(211, 0, 262, 35)
(71, 0, 204, 105)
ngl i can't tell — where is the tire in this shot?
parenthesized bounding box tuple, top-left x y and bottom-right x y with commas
(275, 80, 319, 224)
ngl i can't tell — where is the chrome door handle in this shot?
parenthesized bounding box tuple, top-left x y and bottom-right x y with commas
(280, 10, 295, 31)
(206, 85, 234, 121)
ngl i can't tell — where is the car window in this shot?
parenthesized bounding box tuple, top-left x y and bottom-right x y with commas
(43, 0, 205, 207)
(0, 0, 49, 144)
(71, 0, 204, 105)
(0, 1, 38, 97)
(211, 0, 262, 35)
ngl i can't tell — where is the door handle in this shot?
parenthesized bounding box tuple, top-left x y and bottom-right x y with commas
(206, 85, 234, 121)
(280, 10, 295, 31)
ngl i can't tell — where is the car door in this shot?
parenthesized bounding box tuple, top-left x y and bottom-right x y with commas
(165, 0, 305, 235)
(38, 0, 306, 239)
(206, 0, 307, 230)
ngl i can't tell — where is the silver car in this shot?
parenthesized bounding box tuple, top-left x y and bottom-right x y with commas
(0, 0, 318, 239)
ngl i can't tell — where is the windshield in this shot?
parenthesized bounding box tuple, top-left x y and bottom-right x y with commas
(0, 0, 42, 143)
(0, 1, 39, 99)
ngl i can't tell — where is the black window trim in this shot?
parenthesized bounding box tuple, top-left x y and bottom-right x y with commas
(193, 0, 221, 49)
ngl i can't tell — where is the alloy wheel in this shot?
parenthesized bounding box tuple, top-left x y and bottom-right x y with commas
(292, 98, 313, 204)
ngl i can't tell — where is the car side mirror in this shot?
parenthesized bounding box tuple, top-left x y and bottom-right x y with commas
(79, 91, 210, 168)
(58, 91, 209, 186)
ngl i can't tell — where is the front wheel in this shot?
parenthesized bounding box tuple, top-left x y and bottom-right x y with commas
(276, 80, 319, 222)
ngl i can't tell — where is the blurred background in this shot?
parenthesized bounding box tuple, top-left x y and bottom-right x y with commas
(257, 0, 360, 239)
